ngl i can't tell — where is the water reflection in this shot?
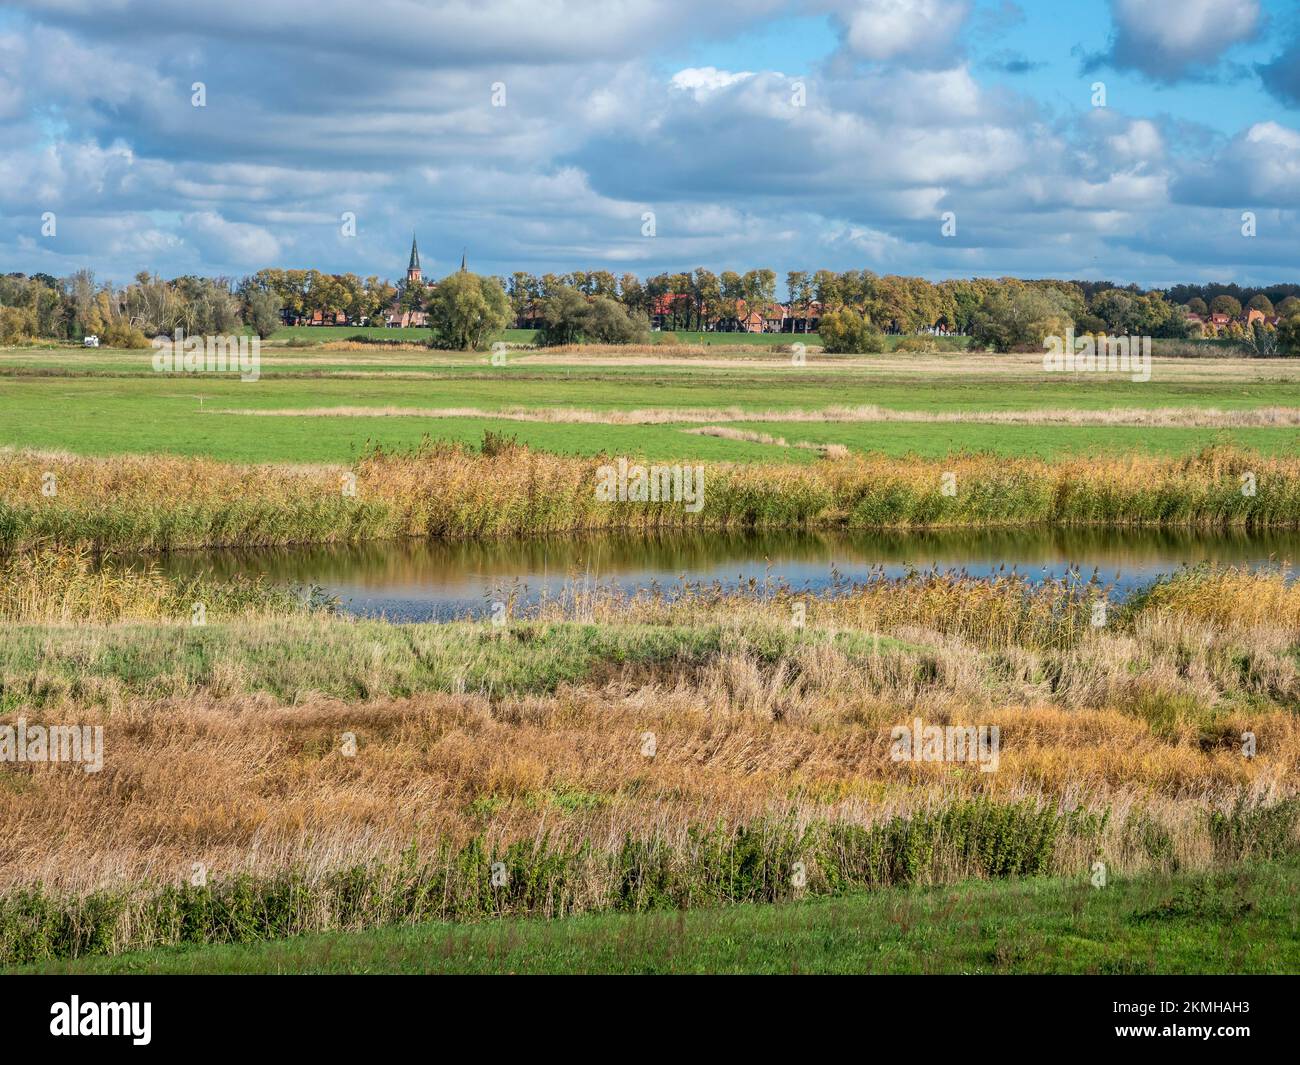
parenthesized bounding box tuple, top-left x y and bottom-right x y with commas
(146, 526, 1299, 622)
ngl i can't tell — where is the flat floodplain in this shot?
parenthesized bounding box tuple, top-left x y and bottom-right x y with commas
(3, 340, 1300, 976)
(2, 345, 1299, 463)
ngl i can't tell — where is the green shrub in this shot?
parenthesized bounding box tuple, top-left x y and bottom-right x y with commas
(819, 309, 884, 354)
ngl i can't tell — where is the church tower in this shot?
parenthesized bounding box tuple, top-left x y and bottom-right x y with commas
(406, 235, 422, 284)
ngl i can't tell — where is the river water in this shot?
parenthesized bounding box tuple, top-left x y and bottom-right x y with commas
(148, 526, 1299, 622)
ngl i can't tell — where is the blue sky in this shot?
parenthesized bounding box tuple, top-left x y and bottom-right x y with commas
(0, 0, 1297, 289)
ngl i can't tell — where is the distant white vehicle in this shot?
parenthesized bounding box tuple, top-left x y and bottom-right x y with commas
(83, 335, 100, 347)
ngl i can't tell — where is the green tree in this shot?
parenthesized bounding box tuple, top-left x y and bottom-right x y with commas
(971, 286, 1074, 352)
(1211, 295, 1242, 318)
(246, 289, 283, 339)
(534, 288, 646, 345)
(426, 271, 511, 351)
(819, 308, 883, 354)
(1278, 315, 1300, 356)
(537, 286, 591, 346)
(1089, 288, 1137, 334)
(693, 268, 722, 330)
(584, 296, 648, 344)
(618, 273, 646, 320)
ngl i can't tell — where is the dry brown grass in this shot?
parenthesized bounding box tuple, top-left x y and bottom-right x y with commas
(1, 442, 1297, 554)
(5, 566, 1299, 896)
(208, 403, 1300, 429)
(0, 549, 301, 623)
(682, 425, 842, 455)
(2, 678, 1292, 896)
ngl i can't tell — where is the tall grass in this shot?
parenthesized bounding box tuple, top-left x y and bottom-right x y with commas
(4, 566, 1297, 709)
(546, 563, 1300, 649)
(0, 548, 314, 623)
(0, 442, 1297, 552)
(7, 797, 1296, 966)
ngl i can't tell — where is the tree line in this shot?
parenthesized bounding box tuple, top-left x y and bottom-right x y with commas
(3, 265, 1300, 354)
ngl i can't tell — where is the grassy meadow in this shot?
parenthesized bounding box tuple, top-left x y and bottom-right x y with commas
(21, 858, 1300, 974)
(1, 344, 1298, 463)
(1, 338, 1298, 973)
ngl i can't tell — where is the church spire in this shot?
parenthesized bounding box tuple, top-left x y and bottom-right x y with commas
(460, 248, 467, 272)
(408, 235, 421, 274)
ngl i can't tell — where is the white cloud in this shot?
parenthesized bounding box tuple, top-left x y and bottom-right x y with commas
(1105, 119, 1165, 164)
(670, 68, 757, 99)
(0, 0, 1292, 286)
(1174, 121, 1300, 206)
(1104, 0, 1260, 82)
(819, 0, 972, 65)
(183, 211, 281, 266)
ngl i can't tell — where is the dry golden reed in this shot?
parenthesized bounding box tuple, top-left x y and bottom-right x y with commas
(0, 442, 1296, 553)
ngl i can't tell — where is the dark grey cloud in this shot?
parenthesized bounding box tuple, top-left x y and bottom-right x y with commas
(981, 50, 1044, 75)
(1257, 34, 1300, 108)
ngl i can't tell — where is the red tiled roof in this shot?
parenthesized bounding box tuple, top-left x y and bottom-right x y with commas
(649, 293, 694, 315)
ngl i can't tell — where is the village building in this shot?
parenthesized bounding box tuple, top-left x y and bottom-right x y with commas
(646, 293, 822, 333)
(1186, 305, 1282, 335)
(384, 236, 429, 328)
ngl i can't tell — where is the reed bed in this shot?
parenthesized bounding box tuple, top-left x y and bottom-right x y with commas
(1, 678, 1296, 964)
(0, 442, 1298, 553)
(3, 569, 1298, 886)
(0, 549, 314, 624)
(4, 566, 1298, 712)
(17, 798, 1287, 967)
(3, 554, 1299, 963)
(542, 563, 1300, 648)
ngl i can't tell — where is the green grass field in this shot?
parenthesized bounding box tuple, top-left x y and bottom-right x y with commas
(17, 858, 1298, 975)
(2, 345, 1298, 464)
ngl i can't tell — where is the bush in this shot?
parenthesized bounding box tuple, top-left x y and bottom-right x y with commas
(535, 287, 589, 346)
(819, 309, 884, 354)
(0, 306, 38, 345)
(245, 289, 283, 340)
(894, 336, 937, 353)
(101, 321, 150, 349)
(536, 290, 647, 346)
(583, 296, 648, 344)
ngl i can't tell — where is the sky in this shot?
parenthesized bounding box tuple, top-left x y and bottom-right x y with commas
(0, 0, 1297, 290)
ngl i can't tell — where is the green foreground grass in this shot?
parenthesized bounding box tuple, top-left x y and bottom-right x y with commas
(19, 858, 1299, 974)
